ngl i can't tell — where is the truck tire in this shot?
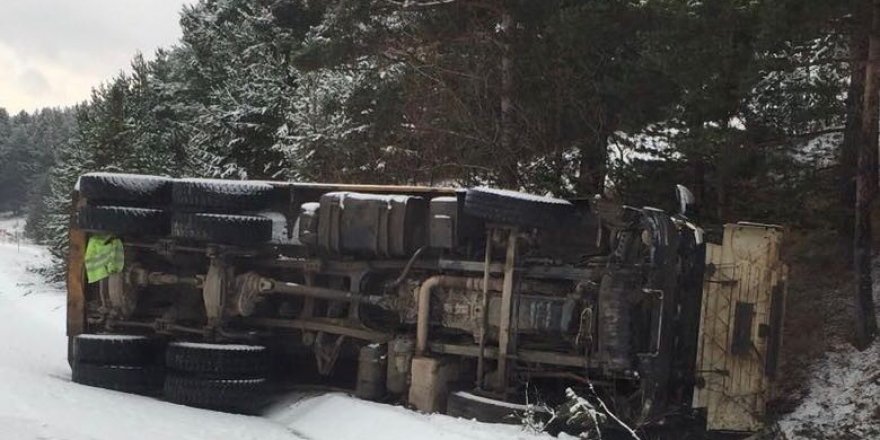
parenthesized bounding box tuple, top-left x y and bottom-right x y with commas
(163, 375, 267, 414)
(172, 179, 275, 211)
(171, 212, 272, 245)
(463, 187, 573, 229)
(73, 334, 160, 366)
(78, 172, 171, 205)
(72, 362, 163, 395)
(165, 342, 269, 378)
(77, 205, 169, 236)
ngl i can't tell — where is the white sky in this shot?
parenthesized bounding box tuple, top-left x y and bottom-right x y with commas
(0, 0, 194, 114)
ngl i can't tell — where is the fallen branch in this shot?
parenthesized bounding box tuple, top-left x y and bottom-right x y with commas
(583, 383, 642, 440)
(559, 384, 643, 440)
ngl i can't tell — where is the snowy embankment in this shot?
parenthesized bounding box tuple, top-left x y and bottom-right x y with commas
(778, 341, 880, 439)
(777, 258, 880, 439)
(0, 217, 554, 440)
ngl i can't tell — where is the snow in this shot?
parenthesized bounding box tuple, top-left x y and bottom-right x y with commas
(778, 341, 880, 439)
(77, 334, 147, 341)
(171, 341, 266, 352)
(300, 202, 320, 214)
(80, 172, 167, 180)
(258, 211, 295, 244)
(431, 196, 459, 203)
(0, 220, 560, 440)
(267, 393, 557, 440)
(469, 187, 571, 205)
(192, 212, 271, 221)
(0, 214, 27, 244)
(76, 172, 170, 191)
(323, 191, 419, 210)
(777, 260, 880, 439)
(177, 177, 273, 190)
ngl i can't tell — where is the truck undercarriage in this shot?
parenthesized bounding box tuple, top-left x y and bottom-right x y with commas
(66, 173, 785, 435)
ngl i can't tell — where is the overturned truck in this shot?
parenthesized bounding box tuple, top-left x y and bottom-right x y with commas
(66, 173, 786, 434)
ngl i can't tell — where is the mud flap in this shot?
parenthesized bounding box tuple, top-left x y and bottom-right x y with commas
(692, 223, 787, 432)
(67, 192, 88, 338)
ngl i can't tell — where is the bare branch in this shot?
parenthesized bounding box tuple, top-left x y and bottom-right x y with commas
(586, 384, 641, 440)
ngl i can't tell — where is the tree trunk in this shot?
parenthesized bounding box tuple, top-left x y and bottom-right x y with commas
(498, 10, 518, 188)
(854, 0, 880, 349)
(841, 24, 870, 260)
(691, 158, 706, 221)
(577, 120, 614, 196)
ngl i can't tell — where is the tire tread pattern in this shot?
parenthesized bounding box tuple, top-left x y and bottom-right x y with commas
(163, 374, 267, 413)
(463, 187, 573, 228)
(172, 179, 274, 211)
(71, 362, 163, 395)
(171, 212, 272, 245)
(165, 343, 269, 378)
(73, 334, 159, 366)
(78, 173, 171, 205)
(77, 205, 169, 236)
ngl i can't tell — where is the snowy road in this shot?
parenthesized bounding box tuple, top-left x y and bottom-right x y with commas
(0, 238, 554, 440)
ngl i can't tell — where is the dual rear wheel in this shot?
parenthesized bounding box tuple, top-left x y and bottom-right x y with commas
(163, 342, 269, 414)
(76, 173, 275, 246)
(70, 335, 163, 395)
(70, 335, 269, 414)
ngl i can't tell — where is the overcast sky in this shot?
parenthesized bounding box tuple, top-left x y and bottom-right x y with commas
(0, 0, 194, 114)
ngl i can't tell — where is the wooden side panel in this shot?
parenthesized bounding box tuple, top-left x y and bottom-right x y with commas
(66, 194, 87, 336)
(692, 241, 723, 410)
(693, 223, 785, 432)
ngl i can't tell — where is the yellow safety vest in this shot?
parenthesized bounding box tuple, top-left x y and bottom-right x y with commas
(84, 234, 124, 283)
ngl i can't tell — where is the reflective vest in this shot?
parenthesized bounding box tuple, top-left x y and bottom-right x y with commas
(84, 234, 124, 283)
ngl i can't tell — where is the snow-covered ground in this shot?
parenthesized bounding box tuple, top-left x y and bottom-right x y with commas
(0, 215, 27, 245)
(0, 218, 555, 440)
(778, 341, 880, 439)
(777, 259, 880, 439)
